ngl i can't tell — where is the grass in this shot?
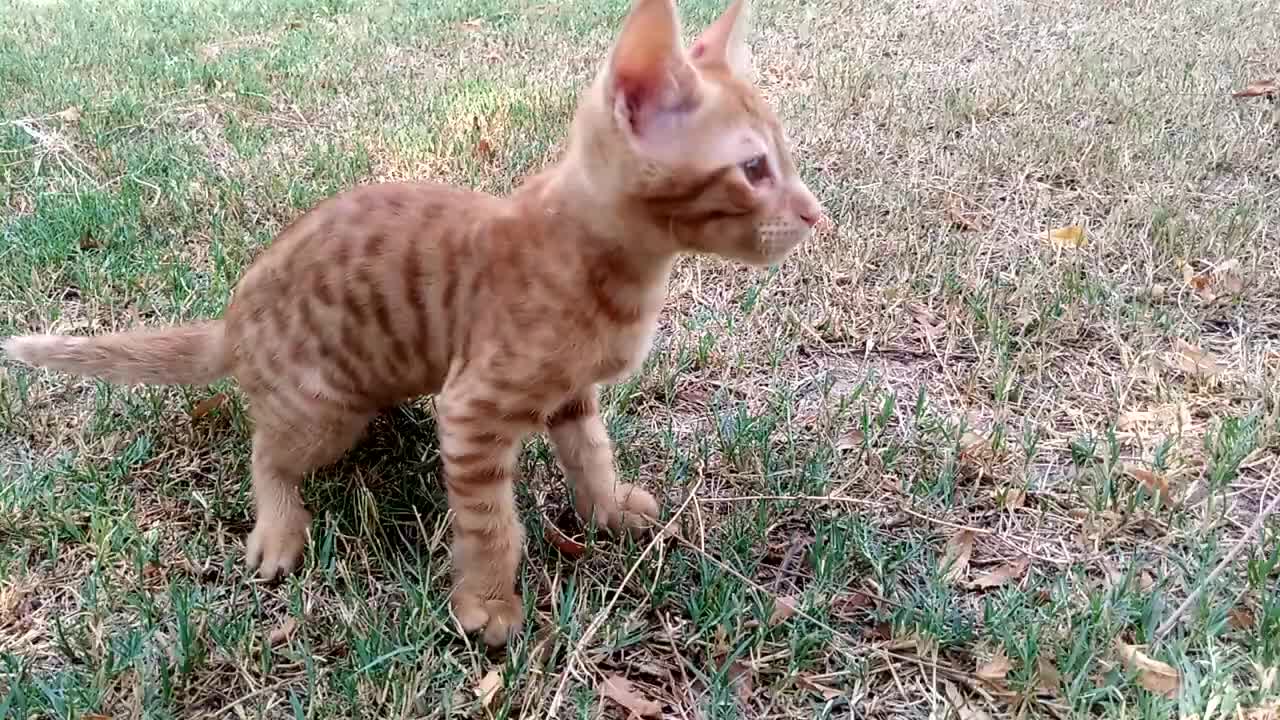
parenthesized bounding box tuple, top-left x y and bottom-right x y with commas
(2, 0, 1279, 717)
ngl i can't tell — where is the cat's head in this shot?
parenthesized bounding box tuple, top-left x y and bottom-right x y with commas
(573, 0, 822, 266)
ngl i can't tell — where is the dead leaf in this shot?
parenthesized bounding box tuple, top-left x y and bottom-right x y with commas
(957, 430, 997, 481)
(1115, 640, 1180, 697)
(474, 137, 495, 160)
(268, 617, 298, 647)
(475, 669, 502, 708)
(999, 488, 1026, 510)
(1228, 606, 1256, 630)
(1044, 224, 1087, 249)
(1124, 463, 1172, 503)
(942, 529, 976, 584)
(190, 392, 228, 421)
(835, 428, 865, 451)
(1233, 78, 1278, 98)
(1185, 258, 1244, 302)
(945, 680, 994, 720)
(82, 715, 112, 720)
(79, 231, 101, 250)
(832, 591, 876, 613)
(543, 520, 586, 558)
(1118, 404, 1190, 432)
(55, 106, 82, 123)
(970, 556, 1030, 589)
(1167, 339, 1224, 378)
(798, 674, 843, 700)
(768, 595, 799, 626)
(976, 648, 1011, 688)
(727, 660, 754, 704)
(945, 197, 989, 232)
(600, 674, 662, 718)
(1037, 655, 1063, 695)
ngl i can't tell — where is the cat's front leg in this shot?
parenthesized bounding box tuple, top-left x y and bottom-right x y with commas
(547, 387, 660, 535)
(437, 383, 531, 647)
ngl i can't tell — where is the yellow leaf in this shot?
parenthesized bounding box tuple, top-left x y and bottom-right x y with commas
(1045, 225, 1087, 248)
(1115, 641, 1180, 697)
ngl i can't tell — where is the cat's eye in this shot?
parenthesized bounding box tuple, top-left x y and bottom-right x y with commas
(740, 155, 771, 185)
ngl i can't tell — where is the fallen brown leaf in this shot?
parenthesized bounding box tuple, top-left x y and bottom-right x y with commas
(55, 106, 82, 123)
(728, 660, 754, 704)
(82, 715, 111, 720)
(1037, 655, 1063, 695)
(942, 529, 976, 584)
(999, 488, 1026, 510)
(1228, 606, 1256, 630)
(600, 674, 662, 718)
(543, 520, 587, 558)
(475, 669, 502, 708)
(1044, 224, 1087, 248)
(1185, 258, 1244, 302)
(1115, 640, 1180, 697)
(1118, 403, 1191, 432)
(945, 197, 989, 232)
(798, 674, 843, 700)
(768, 595, 799, 626)
(976, 648, 1011, 688)
(474, 137, 495, 160)
(1233, 78, 1278, 98)
(1124, 463, 1172, 503)
(835, 428, 865, 452)
(971, 556, 1030, 589)
(268, 617, 298, 647)
(190, 392, 228, 421)
(945, 680, 994, 720)
(1167, 339, 1224, 378)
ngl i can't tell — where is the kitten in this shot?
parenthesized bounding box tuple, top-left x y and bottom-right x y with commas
(3, 0, 821, 647)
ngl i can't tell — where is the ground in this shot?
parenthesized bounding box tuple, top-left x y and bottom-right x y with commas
(1, 0, 1278, 718)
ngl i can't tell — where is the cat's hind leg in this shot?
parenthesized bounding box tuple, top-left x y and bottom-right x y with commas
(245, 407, 372, 580)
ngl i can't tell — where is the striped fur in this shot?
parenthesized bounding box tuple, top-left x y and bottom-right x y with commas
(1, 0, 822, 647)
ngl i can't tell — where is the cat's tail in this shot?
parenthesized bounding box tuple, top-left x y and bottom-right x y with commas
(3, 320, 232, 386)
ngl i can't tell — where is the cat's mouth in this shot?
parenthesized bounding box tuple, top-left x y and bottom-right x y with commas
(752, 222, 812, 265)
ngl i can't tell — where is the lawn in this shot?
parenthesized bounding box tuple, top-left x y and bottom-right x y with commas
(1, 0, 1278, 718)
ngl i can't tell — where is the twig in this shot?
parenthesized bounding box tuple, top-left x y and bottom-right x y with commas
(1154, 464, 1280, 642)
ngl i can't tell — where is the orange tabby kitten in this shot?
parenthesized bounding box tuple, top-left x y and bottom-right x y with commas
(4, 0, 821, 646)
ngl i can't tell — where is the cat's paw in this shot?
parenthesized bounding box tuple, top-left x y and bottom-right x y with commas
(452, 591, 524, 647)
(585, 482, 660, 537)
(246, 509, 311, 580)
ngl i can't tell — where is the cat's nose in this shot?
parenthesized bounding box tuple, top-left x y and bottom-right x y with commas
(793, 184, 823, 228)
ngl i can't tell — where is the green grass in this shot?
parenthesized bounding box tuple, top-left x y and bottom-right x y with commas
(2, 0, 1279, 718)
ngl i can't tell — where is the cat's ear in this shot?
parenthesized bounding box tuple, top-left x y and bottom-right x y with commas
(690, 0, 752, 77)
(607, 0, 701, 142)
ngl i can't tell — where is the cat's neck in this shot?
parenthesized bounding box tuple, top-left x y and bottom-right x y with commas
(516, 159, 678, 310)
